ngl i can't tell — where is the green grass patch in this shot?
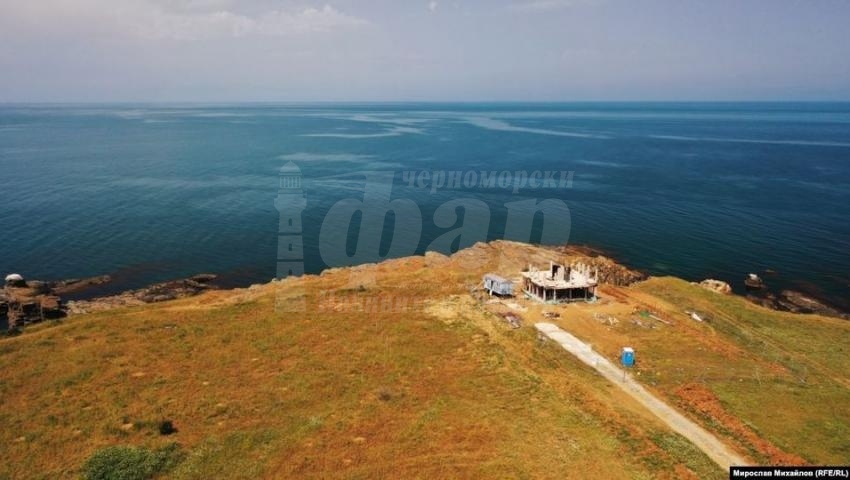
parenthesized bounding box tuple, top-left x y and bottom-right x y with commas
(170, 430, 280, 480)
(81, 443, 183, 480)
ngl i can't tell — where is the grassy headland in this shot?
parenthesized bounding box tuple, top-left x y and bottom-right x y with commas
(1, 241, 847, 479)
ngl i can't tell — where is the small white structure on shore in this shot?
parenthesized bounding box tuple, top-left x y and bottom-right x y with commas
(483, 273, 514, 296)
(522, 261, 598, 303)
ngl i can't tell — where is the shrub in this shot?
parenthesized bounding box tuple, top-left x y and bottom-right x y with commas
(81, 443, 182, 480)
(158, 420, 176, 436)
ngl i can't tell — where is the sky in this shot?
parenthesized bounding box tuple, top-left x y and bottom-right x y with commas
(1, 0, 849, 102)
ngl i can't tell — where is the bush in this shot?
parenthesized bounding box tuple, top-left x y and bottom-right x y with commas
(81, 443, 182, 480)
(158, 420, 176, 436)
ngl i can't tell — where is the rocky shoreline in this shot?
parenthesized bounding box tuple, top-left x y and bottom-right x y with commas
(2, 273, 220, 331)
(66, 273, 220, 315)
(563, 246, 849, 319)
(3, 246, 848, 331)
(746, 288, 849, 319)
(697, 275, 849, 320)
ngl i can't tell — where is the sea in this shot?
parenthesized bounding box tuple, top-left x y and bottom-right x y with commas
(1, 102, 849, 310)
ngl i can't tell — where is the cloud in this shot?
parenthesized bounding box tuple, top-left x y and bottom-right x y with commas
(428, 1, 439, 12)
(508, 0, 599, 12)
(145, 0, 235, 13)
(142, 4, 369, 40)
(0, 1, 368, 41)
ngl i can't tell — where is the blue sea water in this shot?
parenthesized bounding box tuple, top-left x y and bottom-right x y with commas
(1, 102, 849, 309)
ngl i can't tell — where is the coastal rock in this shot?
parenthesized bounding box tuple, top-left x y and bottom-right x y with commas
(455, 241, 645, 288)
(698, 279, 732, 295)
(557, 246, 646, 286)
(135, 276, 219, 303)
(778, 290, 847, 318)
(746, 290, 849, 320)
(744, 273, 766, 290)
(578, 257, 646, 286)
(66, 294, 145, 315)
(2, 272, 221, 327)
(1, 273, 122, 329)
(424, 251, 450, 266)
(67, 274, 220, 315)
(50, 275, 112, 295)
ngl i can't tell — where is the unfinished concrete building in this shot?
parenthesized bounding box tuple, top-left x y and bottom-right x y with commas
(522, 261, 598, 303)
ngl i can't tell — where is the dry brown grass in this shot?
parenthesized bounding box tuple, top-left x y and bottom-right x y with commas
(529, 272, 850, 466)
(4, 241, 841, 479)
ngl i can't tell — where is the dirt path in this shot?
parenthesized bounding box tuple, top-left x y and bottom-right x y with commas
(535, 322, 749, 471)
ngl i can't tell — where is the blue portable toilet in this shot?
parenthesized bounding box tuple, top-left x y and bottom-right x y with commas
(621, 347, 635, 367)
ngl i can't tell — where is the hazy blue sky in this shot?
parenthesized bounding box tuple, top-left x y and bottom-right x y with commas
(1, 0, 849, 102)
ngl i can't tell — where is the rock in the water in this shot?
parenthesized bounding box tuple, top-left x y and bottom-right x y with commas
(190, 273, 217, 283)
(50, 275, 112, 295)
(744, 273, 766, 290)
(699, 279, 732, 295)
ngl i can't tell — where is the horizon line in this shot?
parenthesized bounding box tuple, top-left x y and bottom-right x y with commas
(3, 99, 850, 106)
